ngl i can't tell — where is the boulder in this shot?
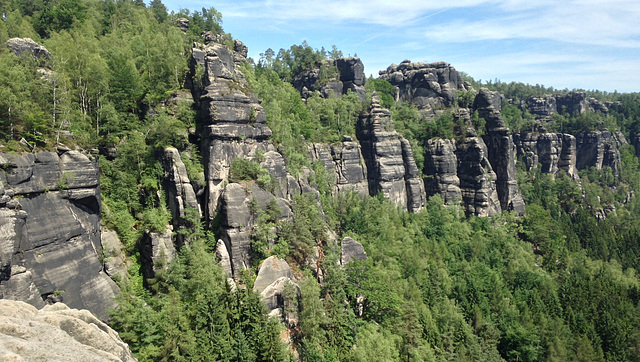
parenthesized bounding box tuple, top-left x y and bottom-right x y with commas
(0, 300, 136, 361)
(341, 237, 367, 265)
(253, 256, 294, 294)
(6, 38, 52, 66)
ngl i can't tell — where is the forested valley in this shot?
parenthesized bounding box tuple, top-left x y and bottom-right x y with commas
(1, 1, 640, 361)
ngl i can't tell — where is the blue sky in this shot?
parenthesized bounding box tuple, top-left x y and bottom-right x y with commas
(162, 0, 640, 92)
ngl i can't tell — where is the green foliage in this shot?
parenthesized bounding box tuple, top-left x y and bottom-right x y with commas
(366, 77, 395, 109)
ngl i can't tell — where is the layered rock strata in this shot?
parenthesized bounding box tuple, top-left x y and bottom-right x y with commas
(525, 92, 608, 118)
(293, 57, 366, 100)
(379, 60, 467, 118)
(475, 89, 525, 213)
(0, 150, 118, 320)
(357, 94, 425, 212)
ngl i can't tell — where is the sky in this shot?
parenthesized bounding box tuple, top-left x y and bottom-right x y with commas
(162, 0, 640, 93)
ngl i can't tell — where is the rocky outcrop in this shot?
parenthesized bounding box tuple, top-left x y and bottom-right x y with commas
(513, 133, 579, 179)
(456, 134, 502, 217)
(218, 183, 252, 276)
(6, 38, 52, 66)
(476, 89, 525, 213)
(357, 94, 425, 212)
(424, 138, 461, 203)
(340, 237, 367, 265)
(190, 38, 277, 222)
(0, 150, 118, 321)
(525, 92, 608, 118)
(514, 130, 623, 178)
(379, 60, 467, 118)
(163, 147, 201, 230)
(309, 136, 369, 196)
(293, 57, 366, 100)
(0, 300, 136, 361)
(100, 230, 128, 282)
(576, 130, 624, 176)
(140, 227, 175, 280)
(253, 256, 298, 318)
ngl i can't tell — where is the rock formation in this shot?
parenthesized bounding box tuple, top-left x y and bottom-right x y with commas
(378, 60, 467, 118)
(424, 138, 461, 204)
(340, 237, 367, 265)
(140, 227, 175, 280)
(0, 300, 136, 361)
(292, 57, 366, 100)
(6, 38, 52, 66)
(513, 130, 623, 178)
(525, 92, 608, 118)
(475, 89, 525, 213)
(163, 147, 201, 230)
(253, 256, 298, 319)
(309, 136, 369, 196)
(357, 94, 426, 212)
(0, 150, 118, 320)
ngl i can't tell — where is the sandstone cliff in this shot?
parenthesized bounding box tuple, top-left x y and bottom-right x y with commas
(0, 150, 118, 321)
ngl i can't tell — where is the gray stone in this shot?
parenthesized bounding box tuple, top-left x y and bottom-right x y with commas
(6, 38, 52, 66)
(341, 237, 367, 265)
(379, 60, 466, 118)
(0, 300, 136, 361)
(215, 239, 233, 278)
(424, 138, 461, 204)
(456, 136, 502, 217)
(100, 230, 128, 282)
(253, 256, 294, 294)
(163, 147, 201, 228)
(141, 227, 175, 280)
(357, 94, 425, 211)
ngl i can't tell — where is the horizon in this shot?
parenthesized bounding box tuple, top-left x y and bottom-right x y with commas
(161, 0, 640, 93)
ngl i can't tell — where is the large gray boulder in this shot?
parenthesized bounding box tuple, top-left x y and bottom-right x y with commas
(253, 256, 298, 318)
(253, 256, 294, 294)
(341, 237, 367, 265)
(0, 300, 136, 361)
(6, 38, 52, 66)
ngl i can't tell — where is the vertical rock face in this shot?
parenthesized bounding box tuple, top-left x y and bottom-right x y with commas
(424, 138, 461, 204)
(140, 227, 175, 280)
(0, 151, 118, 321)
(378, 60, 467, 118)
(456, 135, 502, 217)
(218, 183, 252, 275)
(292, 57, 366, 100)
(190, 39, 277, 223)
(309, 137, 369, 196)
(475, 89, 525, 213)
(163, 147, 201, 227)
(525, 92, 608, 118)
(357, 94, 425, 212)
(576, 131, 623, 176)
(514, 130, 622, 178)
(340, 237, 367, 265)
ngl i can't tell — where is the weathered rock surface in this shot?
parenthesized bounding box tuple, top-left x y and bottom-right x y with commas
(0, 300, 136, 361)
(218, 183, 251, 275)
(190, 38, 279, 223)
(0, 150, 117, 321)
(253, 256, 298, 316)
(357, 94, 425, 212)
(475, 89, 525, 213)
(6, 38, 52, 66)
(340, 237, 367, 265)
(514, 130, 622, 178)
(379, 60, 467, 118)
(513, 132, 579, 179)
(309, 137, 369, 196)
(456, 135, 502, 217)
(100, 230, 128, 282)
(424, 138, 461, 204)
(163, 147, 201, 229)
(292, 57, 366, 100)
(140, 227, 175, 280)
(525, 92, 608, 118)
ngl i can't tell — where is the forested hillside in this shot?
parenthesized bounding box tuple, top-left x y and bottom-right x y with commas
(1, 1, 640, 361)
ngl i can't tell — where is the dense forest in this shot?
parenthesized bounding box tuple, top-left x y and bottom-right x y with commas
(2, 1, 640, 361)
